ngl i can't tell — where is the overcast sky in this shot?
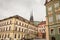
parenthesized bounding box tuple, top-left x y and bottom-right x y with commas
(0, 0, 46, 21)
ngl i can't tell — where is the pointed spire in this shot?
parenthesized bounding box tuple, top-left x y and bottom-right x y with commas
(30, 10, 34, 22)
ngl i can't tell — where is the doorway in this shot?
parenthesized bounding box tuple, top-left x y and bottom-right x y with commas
(51, 37, 56, 40)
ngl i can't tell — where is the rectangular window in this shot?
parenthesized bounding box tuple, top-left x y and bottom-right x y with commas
(18, 34, 20, 38)
(54, 2, 59, 9)
(22, 29, 23, 32)
(7, 22, 9, 25)
(9, 26, 11, 31)
(22, 23, 24, 27)
(0, 35, 1, 38)
(49, 16, 53, 23)
(10, 20, 12, 24)
(48, 6, 52, 12)
(56, 14, 60, 21)
(6, 27, 8, 31)
(15, 21, 18, 25)
(19, 22, 21, 26)
(15, 27, 17, 31)
(58, 28, 60, 33)
(14, 34, 16, 38)
(51, 29, 54, 34)
(19, 28, 20, 32)
(8, 34, 9, 38)
(50, 29, 54, 34)
(5, 34, 6, 38)
(2, 34, 4, 38)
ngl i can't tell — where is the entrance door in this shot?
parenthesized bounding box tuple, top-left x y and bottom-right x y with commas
(51, 37, 56, 40)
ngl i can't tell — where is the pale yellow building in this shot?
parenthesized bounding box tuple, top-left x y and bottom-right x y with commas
(0, 15, 37, 40)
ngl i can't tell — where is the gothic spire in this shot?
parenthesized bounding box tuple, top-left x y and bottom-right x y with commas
(30, 10, 34, 22)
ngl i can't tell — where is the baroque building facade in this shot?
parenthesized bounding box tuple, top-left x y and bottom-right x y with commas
(0, 15, 37, 40)
(45, 0, 60, 40)
(38, 21, 46, 39)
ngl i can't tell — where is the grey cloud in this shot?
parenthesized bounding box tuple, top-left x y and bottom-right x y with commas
(0, 0, 46, 21)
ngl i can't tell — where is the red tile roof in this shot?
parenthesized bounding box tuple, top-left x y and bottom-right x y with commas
(38, 21, 46, 25)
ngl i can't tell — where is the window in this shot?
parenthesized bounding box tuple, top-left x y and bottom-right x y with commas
(54, 2, 59, 9)
(2, 34, 4, 38)
(2, 23, 4, 26)
(48, 6, 52, 12)
(7, 22, 9, 25)
(50, 29, 54, 34)
(26, 25, 28, 28)
(58, 28, 60, 33)
(15, 27, 17, 31)
(25, 24, 27, 28)
(8, 20, 12, 24)
(18, 34, 20, 38)
(4, 34, 6, 38)
(3, 27, 5, 31)
(15, 21, 18, 25)
(0, 29, 2, 32)
(22, 23, 24, 26)
(56, 14, 60, 21)
(22, 29, 24, 32)
(14, 34, 16, 38)
(19, 28, 20, 32)
(8, 34, 9, 38)
(0, 35, 1, 38)
(6, 27, 8, 31)
(19, 22, 21, 26)
(9, 26, 11, 31)
(49, 16, 53, 23)
(24, 29, 27, 33)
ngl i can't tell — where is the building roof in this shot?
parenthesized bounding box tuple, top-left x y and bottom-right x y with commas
(38, 21, 46, 25)
(34, 21, 40, 26)
(0, 15, 35, 26)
